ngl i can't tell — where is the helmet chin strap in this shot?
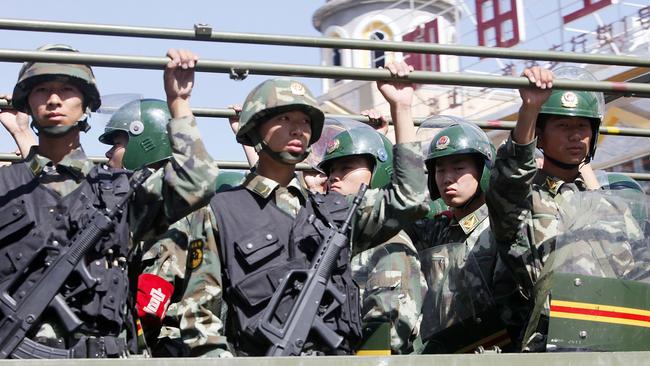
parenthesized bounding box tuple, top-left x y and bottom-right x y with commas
(542, 151, 583, 170)
(251, 131, 310, 165)
(31, 112, 91, 137)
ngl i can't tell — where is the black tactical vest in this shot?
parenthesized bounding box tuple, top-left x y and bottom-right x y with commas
(0, 162, 133, 357)
(211, 187, 362, 356)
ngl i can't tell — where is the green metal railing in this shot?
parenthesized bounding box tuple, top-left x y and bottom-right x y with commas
(1, 49, 650, 96)
(2, 100, 648, 138)
(0, 18, 649, 67)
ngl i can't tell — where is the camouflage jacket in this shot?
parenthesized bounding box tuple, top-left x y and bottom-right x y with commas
(486, 136, 592, 350)
(407, 205, 509, 350)
(351, 230, 427, 354)
(486, 136, 589, 296)
(138, 204, 230, 358)
(12, 116, 218, 349)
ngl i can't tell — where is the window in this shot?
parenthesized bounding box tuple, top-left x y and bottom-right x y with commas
(476, 0, 523, 47)
(371, 31, 386, 68)
(402, 19, 440, 71)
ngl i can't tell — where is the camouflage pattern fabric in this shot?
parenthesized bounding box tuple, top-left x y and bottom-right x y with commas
(485, 136, 613, 351)
(350, 142, 430, 253)
(139, 205, 232, 358)
(26, 147, 95, 197)
(351, 230, 427, 354)
(237, 78, 324, 147)
(407, 204, 510, 351)
(129, 116, 220, 242)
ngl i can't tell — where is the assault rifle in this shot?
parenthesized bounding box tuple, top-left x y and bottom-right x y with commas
(0, 169, 151, 359)
(257, 183, 367, 356)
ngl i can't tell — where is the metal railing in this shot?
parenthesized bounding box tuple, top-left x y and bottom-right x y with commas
(1, 48, 650, 97)
(0, 18, 649, 67)
(2, 100, 649, 137)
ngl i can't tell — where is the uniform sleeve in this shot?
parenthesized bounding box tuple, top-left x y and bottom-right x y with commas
(352, 142, 429, 254)
(485, 135, 538, 293)
(129, 116, 219, 241)
(153, 208, 232, 358)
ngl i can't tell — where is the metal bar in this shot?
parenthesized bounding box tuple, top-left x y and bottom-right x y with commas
(0, 18, 648, 67)
(1, 49, 649, 96)
(2, 100, 650, 137)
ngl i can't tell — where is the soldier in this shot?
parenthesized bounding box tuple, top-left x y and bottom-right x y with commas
(317, 123, 427, 354)
(208, 61, 428, 356)
(0, 45, 217, 358)
(405, 118, 513, 353)
(485, 66, 623, 351)
(99, 99, 234, 357)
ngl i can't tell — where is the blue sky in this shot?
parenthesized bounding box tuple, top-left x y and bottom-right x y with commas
(0, 0, 324, 162)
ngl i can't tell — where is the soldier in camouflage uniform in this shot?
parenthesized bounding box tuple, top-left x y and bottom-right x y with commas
(99, 99, 242, 357)
(0, 46, 218, 358)
(318, 123, 427, 354)
(405, 117, 514, 353)
(205, 61, 427, 356)
(485, 66, 625, 351)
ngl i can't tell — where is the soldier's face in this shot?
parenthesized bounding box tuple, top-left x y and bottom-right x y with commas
(327, 155, 372, 195)
(259, 110, 311, 154)
(434, 154, 481, 207)
(28, 80, 85, 126)
(537, 116, 591, 165)
(105, 132, 128, 168)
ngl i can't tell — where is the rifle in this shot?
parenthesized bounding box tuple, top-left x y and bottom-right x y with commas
(256, 183, 367, 356)
(0, 169, 151, 359)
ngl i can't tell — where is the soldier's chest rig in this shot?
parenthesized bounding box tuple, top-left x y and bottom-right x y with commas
(0, 162, 132, 357)
(211, 188, 362, 356)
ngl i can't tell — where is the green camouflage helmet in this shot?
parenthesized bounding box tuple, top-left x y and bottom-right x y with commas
(215, 171, 246, 192)
(12, 44, 101, 113)
(237, 78, 324, 147)
(538, 66, 604, 161)
(98, 99, 172, 170)
(424, 116, 495, 200)
(318, 126, 393, 189)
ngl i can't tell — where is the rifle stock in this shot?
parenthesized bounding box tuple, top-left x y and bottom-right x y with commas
(257, 184, 367, 356)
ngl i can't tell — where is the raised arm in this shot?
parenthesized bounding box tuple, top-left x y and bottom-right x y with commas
(130, 49, 219, 241)
(353, 62, 428, 252)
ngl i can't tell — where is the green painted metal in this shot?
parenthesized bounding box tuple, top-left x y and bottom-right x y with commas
(2, 100, 650, 137)
(0, 18, 648, 67)
(1, 49, 650, 96)
(547, 273, 650, 352)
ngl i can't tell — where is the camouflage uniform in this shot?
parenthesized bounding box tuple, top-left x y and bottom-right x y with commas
(319, 124, 427, 354)
(136, 173, 245, 358)
(406, 119, 514, 353)
(2, 115, 218, 354)
(138, 205, 229, 358)
(486, 136, 593, 350)
(350, 232, 426, 354)
(208, 141, 427, 355)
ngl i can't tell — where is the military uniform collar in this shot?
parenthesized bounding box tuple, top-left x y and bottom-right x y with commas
(536, 170, 587, 196)
(454, 204, 489, 235)
(243, 172, 307, 199)
(27, 146, 93, 180)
